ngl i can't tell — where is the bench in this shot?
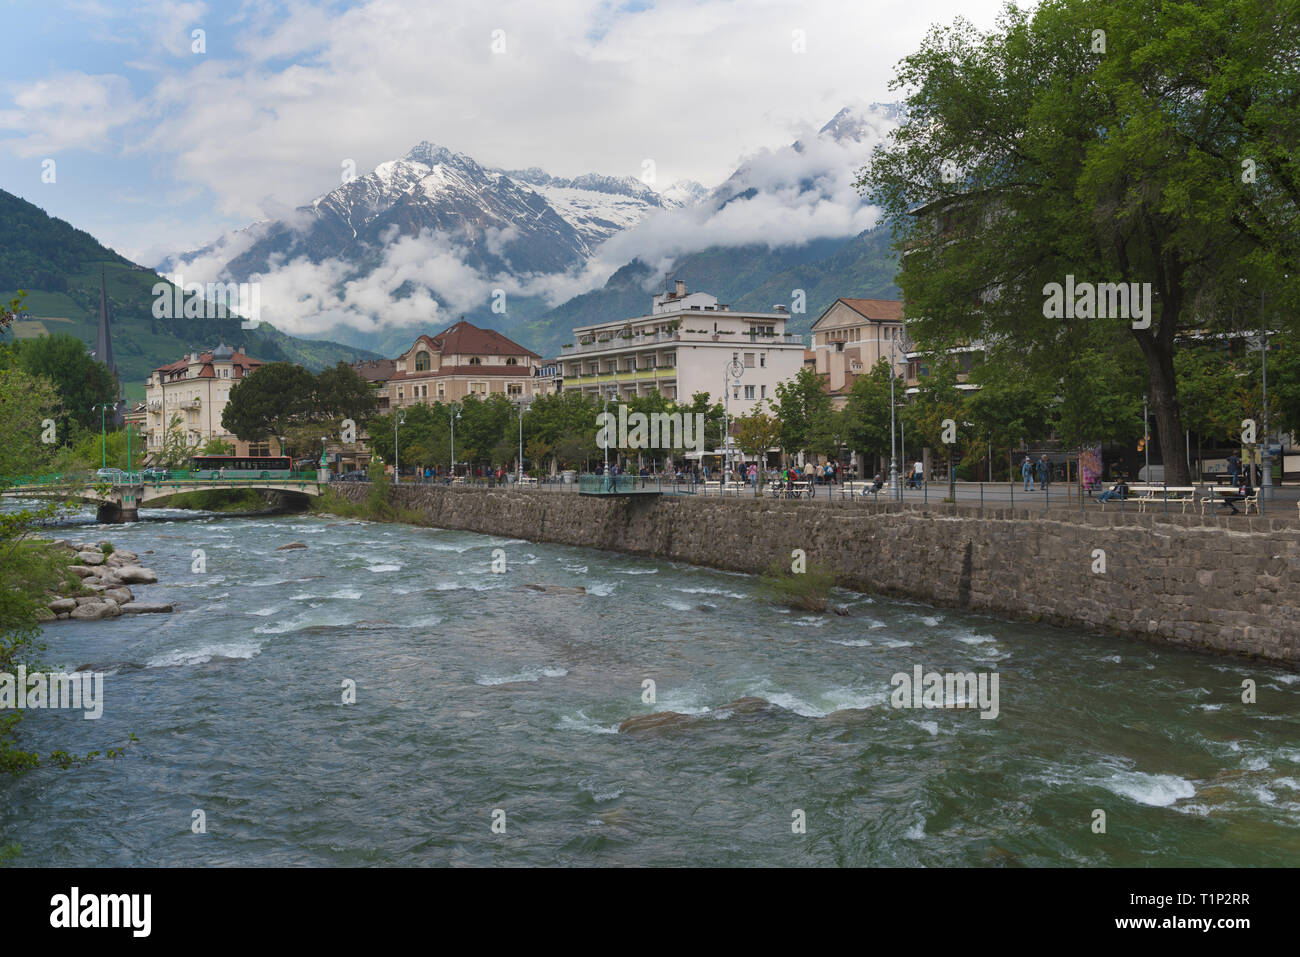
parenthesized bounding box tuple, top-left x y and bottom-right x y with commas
(517, 476, 538, 488)
(839, 481, 881, 501)
(1204, 486, 1258, 515)
(1134, 485, 1197, 513)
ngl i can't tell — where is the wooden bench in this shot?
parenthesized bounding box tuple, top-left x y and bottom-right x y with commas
(517, 476, 538, 487)
(1204, 486, 1258, 515)
(1134, 485, 1197, 513)
(839, 481, 881, 500)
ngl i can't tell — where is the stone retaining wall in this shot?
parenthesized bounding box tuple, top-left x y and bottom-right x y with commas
(333, 484, 1300, 666)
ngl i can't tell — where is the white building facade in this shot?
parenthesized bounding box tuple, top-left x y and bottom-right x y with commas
(557, 282, 805, 414)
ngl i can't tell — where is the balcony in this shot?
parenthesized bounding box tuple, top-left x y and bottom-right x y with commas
(180, 399, 201, 411)
(568, 369, 676, 387)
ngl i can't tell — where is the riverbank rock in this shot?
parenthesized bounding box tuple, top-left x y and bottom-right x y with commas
(120, 602, 173, 615)
(524, 583, 586, 595)
(47, 598, 77, 613)
(277, 542, 307, 550)
(69, 565, 97, 578)
(76, 550, 105, 565)
(105, 587, 134, 604)
(115, 566, 158, 584)
(70, 600, 118, 621)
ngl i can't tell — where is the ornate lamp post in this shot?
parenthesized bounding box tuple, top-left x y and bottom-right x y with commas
(724, 354, 743, 480)
(516, 399, 529, 482)
(92, 403, 112, 471)
(449, 404, 461, 479)
(393, 409, 406, 485)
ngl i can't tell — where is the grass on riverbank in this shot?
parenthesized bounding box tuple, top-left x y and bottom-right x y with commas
(148, 489, 275, 512)
(758, 558, 837, 612)
(312, 485, 431, 527)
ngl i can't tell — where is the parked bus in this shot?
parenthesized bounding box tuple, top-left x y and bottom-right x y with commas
(190, 455, 292, 479)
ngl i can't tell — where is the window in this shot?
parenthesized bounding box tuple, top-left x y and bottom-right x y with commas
(759, 355, 766, 368)
(506, 357, 518, 366)
(760, 384, 767, 399)
(470, 382, 487, 394)
(507, 383, 523, 397)
(415, 350, 431, 372)
(437, 383, 446, 398)
(469, 357, 482, 365)
(744, 385, 755, 400)
(744, 353, 755, 368)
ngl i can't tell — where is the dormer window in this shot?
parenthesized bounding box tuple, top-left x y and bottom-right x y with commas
(469, 357, 482, 365)
(415, 350, 431, 372)
(506, 357, 518, 366)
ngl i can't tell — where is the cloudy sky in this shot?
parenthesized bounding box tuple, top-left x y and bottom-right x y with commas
(2, 0, 1018, 269)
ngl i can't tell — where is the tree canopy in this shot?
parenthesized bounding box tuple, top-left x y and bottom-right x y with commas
(860, 0, 1300, 483)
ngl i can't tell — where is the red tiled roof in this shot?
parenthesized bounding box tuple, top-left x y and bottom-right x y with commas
(427, 319, 540, 359)
(838, 298, 904, 321)
(352, 358, 397, 382)
(154, 348, 262, 378)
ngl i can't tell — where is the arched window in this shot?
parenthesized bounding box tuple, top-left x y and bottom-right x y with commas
(415, 350, 430, 371)
(506, 357, 518, 366)
(469, 357, 482, 365)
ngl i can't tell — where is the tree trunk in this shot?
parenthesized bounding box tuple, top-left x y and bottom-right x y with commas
(1133, 324, 1191, 485)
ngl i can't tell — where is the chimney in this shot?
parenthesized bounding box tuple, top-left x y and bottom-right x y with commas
(773, 304, 789, 313)
(674, 279, 687, 298)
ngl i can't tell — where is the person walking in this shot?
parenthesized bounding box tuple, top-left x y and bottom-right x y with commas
(1228, 452, 1241, 485)
(1021, 455, 1033, 492)
(1037, 454, 1050, 490)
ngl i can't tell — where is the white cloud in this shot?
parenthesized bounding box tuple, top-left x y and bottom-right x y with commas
(0, 73, 142, 156)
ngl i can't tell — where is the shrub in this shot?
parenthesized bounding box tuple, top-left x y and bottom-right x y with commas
(758, 558, 836, 612)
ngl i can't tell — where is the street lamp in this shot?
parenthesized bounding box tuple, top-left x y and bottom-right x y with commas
(889, 338, 899, 500)
(516, 399, 529, 483)
(449, 405, 461, 479)
(393, 409, 406, 485)
(1142, 394, 1150, 481)
(724, 353, 743, 480)
(92, 403, 112, 470)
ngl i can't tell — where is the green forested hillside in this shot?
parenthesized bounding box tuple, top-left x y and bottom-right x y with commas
(517, 226, 900, 356)
(0, 189, 378, 399)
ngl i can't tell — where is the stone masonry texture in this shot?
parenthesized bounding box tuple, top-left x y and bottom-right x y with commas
(334, 485, 1300, 667)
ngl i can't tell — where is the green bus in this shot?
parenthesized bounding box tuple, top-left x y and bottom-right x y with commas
(190, 455, 293, 479)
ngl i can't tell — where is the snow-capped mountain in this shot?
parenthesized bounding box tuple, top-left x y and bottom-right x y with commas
(163, 102, 902, 358)
(191, 143, 706, 283)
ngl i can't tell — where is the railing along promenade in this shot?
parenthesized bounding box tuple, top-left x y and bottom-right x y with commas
(378, 474, 1300, 519)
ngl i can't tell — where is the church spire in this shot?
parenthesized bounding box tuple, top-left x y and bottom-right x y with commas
(95, 270, 116, 375)
(95, 270, 124, 424)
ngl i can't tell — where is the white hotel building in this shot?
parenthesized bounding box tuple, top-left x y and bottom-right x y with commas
(558, 282, 806, 414)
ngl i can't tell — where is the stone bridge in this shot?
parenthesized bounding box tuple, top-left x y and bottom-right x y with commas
(1, 475, 325, 522)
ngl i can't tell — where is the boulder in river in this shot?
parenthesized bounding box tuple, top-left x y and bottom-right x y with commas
(105, 587, 134, 604)
(47, 598, 77, 613)
(76, 550, 105, 565)
(70, 602, 112, 621)
(618, 696, 775, 734)
(120, 602, 173, 615)
(277, 542, 307, 551)
(618, 711, 693, 734)
(115, 566, 158, 584)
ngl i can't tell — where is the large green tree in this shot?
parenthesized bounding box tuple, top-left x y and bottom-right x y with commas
(771, 367, 834, 460)
(842, 358, 895, 474)
(860, 0, 1300, 484)
(8, 333, 116, 434)
(221, 362, 317, 440)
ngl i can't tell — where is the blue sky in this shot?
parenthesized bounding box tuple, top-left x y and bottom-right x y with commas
(1, 0, 1016, 266)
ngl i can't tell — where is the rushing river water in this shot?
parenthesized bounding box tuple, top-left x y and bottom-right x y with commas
(2, 505, 1299, 867)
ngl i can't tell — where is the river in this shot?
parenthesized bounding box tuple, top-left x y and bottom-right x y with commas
(2, 505, 1298, 866)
